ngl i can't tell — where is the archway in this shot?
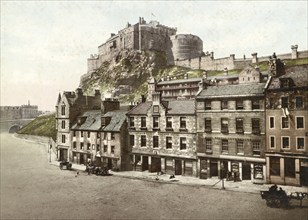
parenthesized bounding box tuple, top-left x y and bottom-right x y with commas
(9, 125, 21, 133)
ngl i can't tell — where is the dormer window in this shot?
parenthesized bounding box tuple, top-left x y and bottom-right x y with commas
(280, 78, 290, 88)
(153, 105, 159, 113)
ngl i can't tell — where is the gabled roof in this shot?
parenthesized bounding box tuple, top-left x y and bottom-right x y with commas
(127, 102, 152, 115)
(102, 110, 127, 132)
(197, 83, 266, 99)
(71, 110, 101, 131)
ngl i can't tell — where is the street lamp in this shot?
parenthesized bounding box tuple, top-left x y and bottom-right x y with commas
(221, 163, 225, 190)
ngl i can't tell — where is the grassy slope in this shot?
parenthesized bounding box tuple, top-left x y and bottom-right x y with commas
(17, 113, 56, 141)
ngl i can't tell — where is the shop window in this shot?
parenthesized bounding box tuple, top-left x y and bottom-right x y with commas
(236, 140, 244, 154)
(296, 117, 304, 129)
(236, 118, 244, 134)
(281, 97, 289, 108)
(153, 117, 159, 128)
(252, 118, 260, 135)
(281, 117, 289, 129)
(295, 96, 303, 109)
(204, 100, 211, 110)
(252, 141, 261, 156)
(129, 117, 135, 127)
(130, 135, 135, 147)
(221, 100, 228, 110)
(236, 100, 244, 110)
(180, 117, 186, 129)
(284, 158, 295, 178)
(254, 164, 264, 179)
(153, 136, 159, 148)
(252, 100, 260, 110)
(166, 137, 172, 149)
(62, 135, 65, 143)
(141, 117, 146, 128)
(205, 138, 212, 151)
(141, 135, 146, 147)
(87, 143, 91, 150)
(80, 143, 84, 150)
(204, 118, 212, 132)
(270, 136, 275, 149)
(221, 118, 229, 134)
(269, 117, 275, 129)
(61, 105, 65, 115)
(281, 136, 290, 149)
(61, 120, 65, 129)
(270, 157, 280, 176)
(221, 139, 228, 153)
(180, 137, 187, 150)
(111, 146, 115, 154)
(297, 137, 305, 150)
(103, 145, 107, 152)
(166, 117, 173, 129)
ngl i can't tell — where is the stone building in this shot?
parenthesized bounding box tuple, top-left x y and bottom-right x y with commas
(196, 66, 267, 183)
(55, 88, 101, 161)
(127, 88, 197, 176)
(0, 101, 38, 120)
(265, 64, 308, 186)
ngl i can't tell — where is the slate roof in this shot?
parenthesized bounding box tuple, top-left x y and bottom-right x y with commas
(197, 83, 266, 99)
(71, 110, 101, 131)
(102, 110, 127, 132)
(127, 102, 153, 115)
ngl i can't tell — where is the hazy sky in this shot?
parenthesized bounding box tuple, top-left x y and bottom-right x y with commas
(1, 1, 307, 111)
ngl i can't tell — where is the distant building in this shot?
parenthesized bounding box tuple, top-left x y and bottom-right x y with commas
(0, 101, 38, 120)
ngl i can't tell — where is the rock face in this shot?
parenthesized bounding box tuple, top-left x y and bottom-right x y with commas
(79, 49, 168, 102)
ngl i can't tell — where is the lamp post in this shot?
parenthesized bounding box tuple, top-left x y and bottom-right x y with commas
(221, 163, 225, 190)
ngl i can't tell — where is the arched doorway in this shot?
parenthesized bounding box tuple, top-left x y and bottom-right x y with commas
(9, 125, 21, 133)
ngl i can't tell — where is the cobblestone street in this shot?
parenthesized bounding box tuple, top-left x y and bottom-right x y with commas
(1, 133, 307, 220)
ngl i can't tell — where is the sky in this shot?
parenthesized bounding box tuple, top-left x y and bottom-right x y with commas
(1, 1, 307, 111)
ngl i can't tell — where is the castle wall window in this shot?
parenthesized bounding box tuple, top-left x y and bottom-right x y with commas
(281, 117, 289, 129)
(111, 146, 115, 154)
(252, 141, 261, 156)
(104, 145, 107, 152)
(296, 117, 304, 129)
(284, 158, 295, 178)
(141, 135, 147, 147)
(221, 100, 228, 110)
(296, 137, 305, 150)
(204, 118, 212, 132)
(141, 117, 146, 128)
(221, 118, 229, 134)
(269, 117, 275, 129)
(236, 100, 244, 110)
(221, 139, 228, 153)
(129, 117, 135, 127)
(166, 137, 172, 149)
(80, 143, 84, 150)
(252, 118, 260, 134)
(270, 157, 280, 176)
(252, 100, 260, 110)
(236, 140, 244, 154)
(180, 137, 187, 150)
(61, 106, 65, 115)
(153, 117, 159, 128)
(62, 135, 65, 143)
(281, 97, 289, 108)
(180, 117, 186, 129)
(166, 117, 173, 129)
(295, 96, 303, 109)
(204, 100, 211, 110)
(130, 135, 135, 147)
(281, 136, 290, 149)
(270, 136, 275, 149)
(205, 138, 212, 151)
(236, 118, 244, 134)
(153, 136, 159, 148)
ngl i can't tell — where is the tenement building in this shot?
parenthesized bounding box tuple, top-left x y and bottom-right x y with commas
(127, 79, 197, 176)
(196, 66, 267, 183)
(265, 64, 308, 186)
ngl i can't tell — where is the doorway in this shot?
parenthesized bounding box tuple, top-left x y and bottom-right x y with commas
(151, 157, 161, 173)
(175, 159, 182, 175)
(210, 160, 218, 177)
(242, 163, 251, 180)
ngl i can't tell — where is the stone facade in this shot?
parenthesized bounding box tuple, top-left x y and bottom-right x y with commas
(0, 102, 38, 120)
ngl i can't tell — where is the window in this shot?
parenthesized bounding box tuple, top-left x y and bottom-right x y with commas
(73, 142, 76, 149)
(97, 132, 100, 138)
(221, 118, 229, 134)
(281, 79, 290, 88)
(111, 132, 115, 140)
(236, 140, 244, 154)
(153, 117, 159, 128)
(153, 136, 159, 148)
(270, 136, 275, 149)
(73, 131, 76, 137)
(270, 157, 280, 176)
(92, 144, 95, 150)
(61, 121, 65, 129)
(252, 118, 260, 135)
(166, 137, 172, 149)
(166, 117, 172, 129)
(204, 118, 212, 132)
(153, 105, 159, 113)
(205, 138, 212, 151)
(80, 142, 84, 150)
(129, 117, 135, 127)
(252, 141, 261, 156)
(281, 137, 290, 149)
(96, 144, 100, 151)
(87, 131, 90, 138)
(252, 100, 260, 110)
(61, 106, 65, 115)
(285, 158, 295, 178)
(111, 146, 115, 154)
(269, 117, 275, 129)
(141, 117, 146, 128)
(281, 117, 289, 129)
(269, 98, 275, 109)
(236, 118, 244, 134)
(130, 135, 135, 147)
(61, 135, 65, 143)
(221, 100, 228, 110)
(236, 100, 244, 110)
(180, 117, 186, 129)
(296, 117, 304, 129)
(81, 131, 84, 137)
(281, 97, 288, 108)
(180, 137, 187, 150)
(295, 96, 303, 109)
(141, 135, 146, 147)
(297, 137, 305, 150)
(205, 100, 211, 110)
(87, 143, 91, 150)
(222, 139, 228, 153)
(103, 145, 107, 152)
(103, 132, 107, 140)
